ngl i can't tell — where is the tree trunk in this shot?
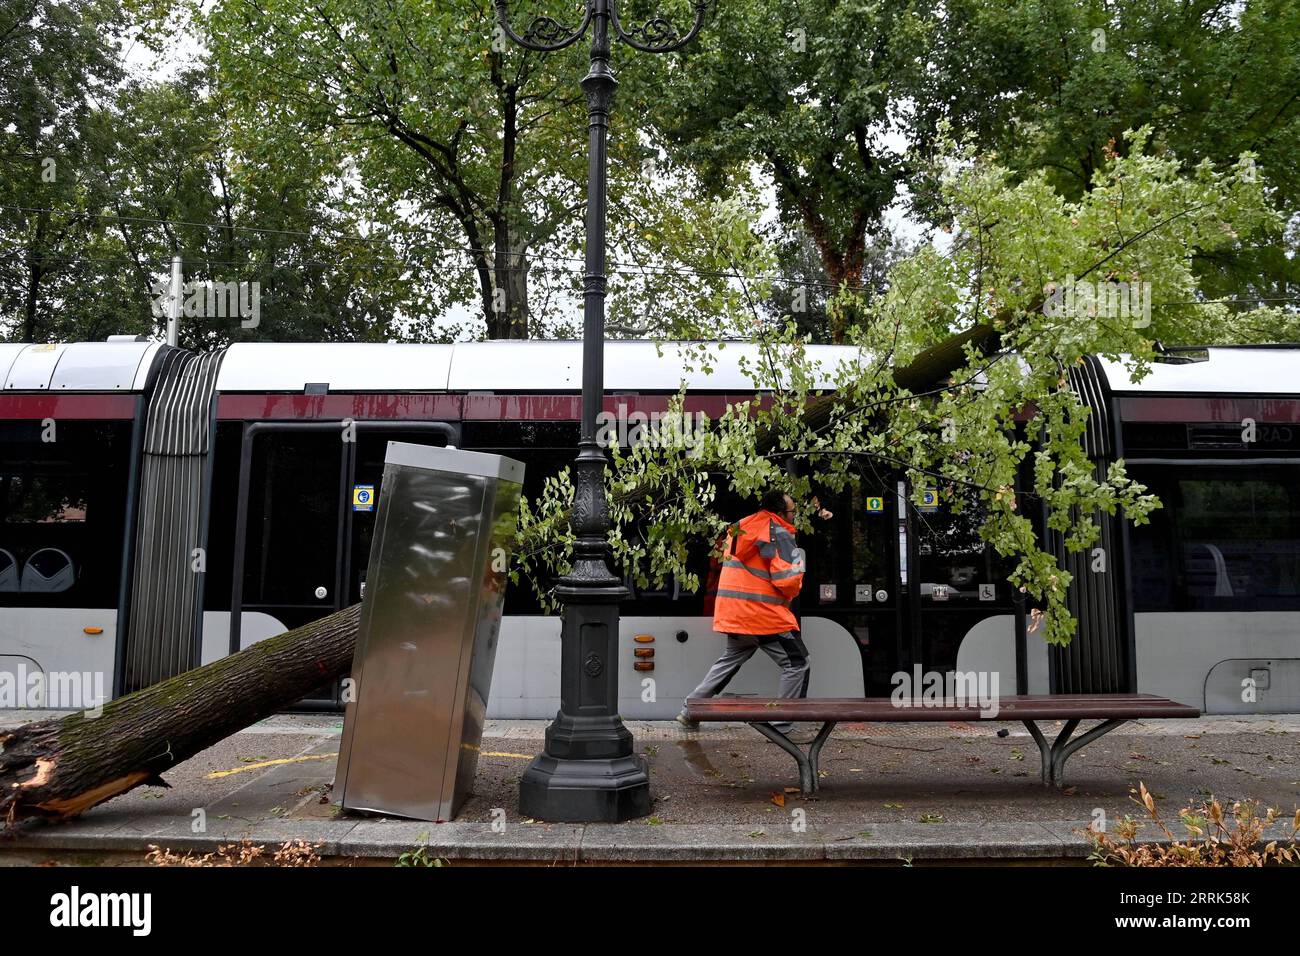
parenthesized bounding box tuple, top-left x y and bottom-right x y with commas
(491, 227, 529, 339)
(819, 246, 867, 344)
(0, 604, 360, 827)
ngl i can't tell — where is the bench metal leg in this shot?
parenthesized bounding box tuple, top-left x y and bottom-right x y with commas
(749, 721, 838, 793)
(1053, 718, 1127, 784)
(807, 721, 836, 784)
(1022, 719, 1053, 785)
(1049, 719, 1080, 786)
(1022, 718, 1127, 788)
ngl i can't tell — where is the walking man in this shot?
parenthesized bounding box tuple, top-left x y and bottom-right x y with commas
(678, 490, 826, 737)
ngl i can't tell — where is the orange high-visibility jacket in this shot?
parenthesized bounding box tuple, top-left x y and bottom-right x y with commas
(712, 509, 806, 634)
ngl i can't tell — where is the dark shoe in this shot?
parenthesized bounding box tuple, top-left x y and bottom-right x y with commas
(675, 712, 700, 730)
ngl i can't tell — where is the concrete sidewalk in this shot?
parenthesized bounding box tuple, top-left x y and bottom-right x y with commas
(2, 712, 1298, 864)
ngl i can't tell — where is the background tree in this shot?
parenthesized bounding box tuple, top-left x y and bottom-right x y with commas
(762, 228, 911, 340)
(0, 0, 125, 342)
(649, 0, 931, 341)
(0, 2, 433, 344)
(651, 0, 1300, 342)
(203, 0, 739, 339)
(84, 68, 424, 347)
(904, 0, 1300, 311)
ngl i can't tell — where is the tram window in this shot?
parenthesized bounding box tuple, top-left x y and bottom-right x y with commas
(347, 428, 452, 605)
(620, 529, 711, 614)
(3, 475, 88, 524)
(461, 421, 579, 448)
(0, 421, 131, 608)
(619, 482, 756, 615)
(799, 481, 892, 605)
(1130, 469, 1300, 612)
(849, 483, 892, 587)
(240, 432, 341, 608)
(201, 422, 243, 611)
(913, 488, 1011, 602)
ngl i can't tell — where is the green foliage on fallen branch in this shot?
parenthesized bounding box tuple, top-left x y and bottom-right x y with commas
(516, 135, 1282, 646)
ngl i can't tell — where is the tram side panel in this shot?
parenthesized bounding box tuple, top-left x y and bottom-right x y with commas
(189, 444, 1300, 717)
(202, 418, 885, 718)
(0, 414, 136, 708)
(193, 416, 1032, 718)
(1128, 462, 1300, 713)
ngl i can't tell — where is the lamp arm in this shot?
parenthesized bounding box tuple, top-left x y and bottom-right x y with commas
(610, 0, 708, 53)
(492, 0, 594, 52)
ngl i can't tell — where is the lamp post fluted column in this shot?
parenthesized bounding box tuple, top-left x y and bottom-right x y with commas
(493, 0, 707, 822)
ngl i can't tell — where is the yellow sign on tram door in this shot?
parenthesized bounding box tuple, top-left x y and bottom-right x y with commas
(352, 484, 376, 512)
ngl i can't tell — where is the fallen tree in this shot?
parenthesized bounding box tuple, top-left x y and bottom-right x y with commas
(0, 334, 991, 829)
(1, 605, 360, 827)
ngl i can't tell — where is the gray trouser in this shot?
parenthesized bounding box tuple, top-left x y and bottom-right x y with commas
(683, 632, 811, 733)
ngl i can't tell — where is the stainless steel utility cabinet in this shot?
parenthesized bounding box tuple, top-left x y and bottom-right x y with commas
(334, 442, 524, 822)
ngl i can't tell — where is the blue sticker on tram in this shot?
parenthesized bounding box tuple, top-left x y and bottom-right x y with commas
(352, 485, 375, 511)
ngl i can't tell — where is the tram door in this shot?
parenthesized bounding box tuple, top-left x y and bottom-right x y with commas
(802, 470, 908, 696)
(900, 478, 1018, 685)
(230, 421, 456, 708)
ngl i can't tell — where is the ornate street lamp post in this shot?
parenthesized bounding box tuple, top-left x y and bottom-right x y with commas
(493, 0, 708, 821)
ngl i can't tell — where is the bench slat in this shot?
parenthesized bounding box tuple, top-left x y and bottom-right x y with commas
(684, 693, 1199, 722)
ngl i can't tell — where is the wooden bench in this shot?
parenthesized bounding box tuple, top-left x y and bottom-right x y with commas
(684, 694, 1200, 792)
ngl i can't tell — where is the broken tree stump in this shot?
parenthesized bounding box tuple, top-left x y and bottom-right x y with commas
(0, 604, 360, 827)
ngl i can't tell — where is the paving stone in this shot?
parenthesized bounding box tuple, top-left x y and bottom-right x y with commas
(822, 821, 1071, 861)
(340, 819, 584, 862)
(580, 823, 825, 862)
(5, 814, 154, 852)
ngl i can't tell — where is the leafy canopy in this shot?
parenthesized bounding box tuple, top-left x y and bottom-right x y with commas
(519, 135, 1276, 645)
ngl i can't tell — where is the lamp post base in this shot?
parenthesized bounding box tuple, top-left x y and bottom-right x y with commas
(516, 579, 651, 822)
(519, 750, 650, 823)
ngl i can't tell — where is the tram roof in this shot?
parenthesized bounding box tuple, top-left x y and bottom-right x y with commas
(212, 340, 874, 392)
(0, 340, 162, 392)
(1, 339, 1297, 396)
(1095, 347, 1300, 395)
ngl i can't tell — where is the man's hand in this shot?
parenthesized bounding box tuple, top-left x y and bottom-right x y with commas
(810, 496, 834, 521)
